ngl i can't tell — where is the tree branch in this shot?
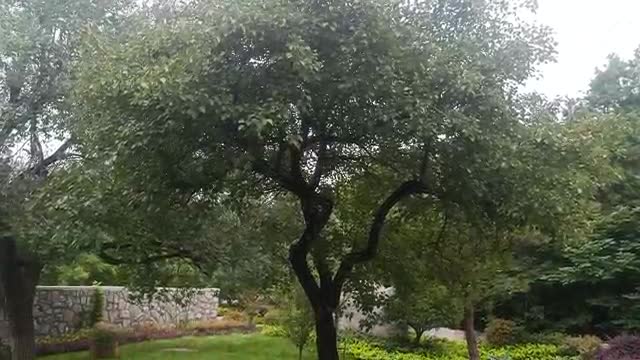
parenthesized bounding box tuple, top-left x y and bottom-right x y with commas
(310, 140, 327, 189)
(25, 138, 73, 176)
(99, 243, 185, 266)
(333, 180, 429, 291)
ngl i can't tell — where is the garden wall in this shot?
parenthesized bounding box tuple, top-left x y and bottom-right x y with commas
(0, 286, 219, 340)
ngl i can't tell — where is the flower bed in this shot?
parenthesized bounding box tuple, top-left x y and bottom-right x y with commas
(36, 319, 255, 356)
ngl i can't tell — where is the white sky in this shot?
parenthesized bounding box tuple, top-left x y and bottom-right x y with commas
(525, 0, 640, 98)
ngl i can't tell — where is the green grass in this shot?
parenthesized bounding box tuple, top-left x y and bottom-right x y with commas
(40, 334, 317, 360)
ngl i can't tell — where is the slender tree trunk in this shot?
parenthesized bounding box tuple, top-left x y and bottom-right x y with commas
(413, 328, 424, 346)
(463, 305, 480, 360)
(314, 305, 339, 360)
(0, 237, 41, 360)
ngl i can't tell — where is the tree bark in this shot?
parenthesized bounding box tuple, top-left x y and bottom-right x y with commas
(314, 305, 339, 360)
(463, 305, 480, 360)
(0, 237, 41, 360)
(413, 328, 424, 346)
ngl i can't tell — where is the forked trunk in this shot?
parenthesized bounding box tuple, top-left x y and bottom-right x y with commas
(463, 305, 480, 360)
(314, 306, 339, 360)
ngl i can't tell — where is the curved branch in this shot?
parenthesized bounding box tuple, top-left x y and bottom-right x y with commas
(333, 180, 428, 291)
(22, 138, 73, 177)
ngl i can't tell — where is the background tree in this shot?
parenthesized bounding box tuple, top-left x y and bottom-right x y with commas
(383, 283, 462, 346)
(69, 0, 555, 358)
(495, 48, 640, 337)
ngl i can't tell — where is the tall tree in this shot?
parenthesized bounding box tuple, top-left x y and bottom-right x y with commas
(0, 1, 128, 358)
(343, 114, 612, 358)
(71, 0, 555, 358)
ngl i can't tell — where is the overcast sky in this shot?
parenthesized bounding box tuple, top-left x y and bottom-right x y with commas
(525, 0, 640, 98)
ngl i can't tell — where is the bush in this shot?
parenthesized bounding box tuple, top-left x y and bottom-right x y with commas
(486, 318, 518, 347)
(90, 323, 119, 359)
(518, 332, 567, 346)
(90, 287, 105, 326)
(559, 335, 602, 359)
(597, 334, 640, 360)
(261, 324, 289, 337)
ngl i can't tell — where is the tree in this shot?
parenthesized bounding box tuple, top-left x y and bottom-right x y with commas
(587, 48, 640, 113)
(281, 285, 316, 360)
(495, 48, 640, 337)
(70, 0, 555, 358)
(341, 107, 614, 359)
(0, 1, 129, 358)
(384, 283, 462, 345)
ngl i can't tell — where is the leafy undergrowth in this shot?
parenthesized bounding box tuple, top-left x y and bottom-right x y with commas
(340, 337, 579, 360)
(37, 319, 254, 356)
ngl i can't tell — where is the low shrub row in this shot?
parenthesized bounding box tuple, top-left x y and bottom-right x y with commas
(260, 325, 579, 360)
(36, 318, 255, 356)
(340, 338, 578, 360)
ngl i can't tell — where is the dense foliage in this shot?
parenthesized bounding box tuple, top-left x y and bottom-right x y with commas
(495, 47, 640, 337)
(2, 0, 640, 359)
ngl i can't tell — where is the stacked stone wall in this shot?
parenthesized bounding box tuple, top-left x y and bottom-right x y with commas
(0, 286, 219, 340)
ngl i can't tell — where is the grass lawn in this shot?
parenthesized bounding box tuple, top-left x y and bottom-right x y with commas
(40, 334, 317, 360)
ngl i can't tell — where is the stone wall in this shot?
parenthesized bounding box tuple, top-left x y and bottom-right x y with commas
(0, 286, 219, 340)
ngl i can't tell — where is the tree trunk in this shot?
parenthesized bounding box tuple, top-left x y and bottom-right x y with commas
(413, 328, 424, 346)
(463, 305, 480, 360)
(0, 237, 41, 360)
(314, 306, 339, 360)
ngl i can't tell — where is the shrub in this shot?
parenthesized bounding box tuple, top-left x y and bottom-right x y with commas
(486, 318, 518, 347)
(281, 286, 315, 360)
(261, 325, 288, 337)
(560, 335, 602, 359)
(90, 323, 119, 359)
(89, 286, 105, 327)
(597, 334, 640, 360)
